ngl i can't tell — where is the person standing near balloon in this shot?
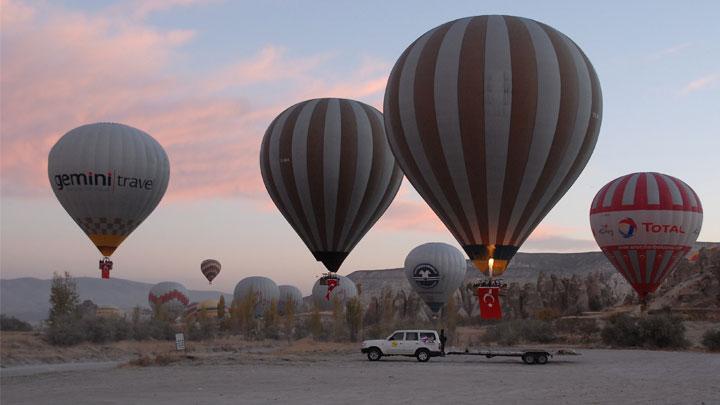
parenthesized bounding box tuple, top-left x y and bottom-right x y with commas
(48, 123, 170, 278)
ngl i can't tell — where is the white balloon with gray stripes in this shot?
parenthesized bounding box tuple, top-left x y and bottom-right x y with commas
(260, 98, 403, 274)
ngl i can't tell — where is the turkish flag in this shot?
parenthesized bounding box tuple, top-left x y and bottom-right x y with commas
(478, 287, 502, 320)
(325, 278, 338, 301)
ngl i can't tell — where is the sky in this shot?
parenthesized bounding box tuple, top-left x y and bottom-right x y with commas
(1, 0, 719, 295)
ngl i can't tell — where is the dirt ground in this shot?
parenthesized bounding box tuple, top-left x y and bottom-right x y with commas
(2, 345, 719, 404)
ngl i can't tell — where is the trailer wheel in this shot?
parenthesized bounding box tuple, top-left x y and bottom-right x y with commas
(535, 354, 548, 364)
(367, 348, 382, 361)
(522, 354, 536, 365)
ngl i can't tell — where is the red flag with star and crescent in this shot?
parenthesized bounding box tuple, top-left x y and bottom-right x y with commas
(325, 278, 338, 301)
(478, 287, 502, 320)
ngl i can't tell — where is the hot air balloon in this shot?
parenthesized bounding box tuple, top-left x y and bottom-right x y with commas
(311, 275, 357, 310)
(200, 259, 221, 284)
(278, 285, 304, 313)
(260, 98, 404, 283)
(590, 172, 703, 307)
(48, 123, 170, 278)
(148, 282, 189, 319)
(384, 15, 602, 277)
(404, 243, 466, 314)
(233, 276, 280, 317)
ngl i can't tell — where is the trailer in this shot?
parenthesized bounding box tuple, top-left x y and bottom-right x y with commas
(445, 348, 573, 365)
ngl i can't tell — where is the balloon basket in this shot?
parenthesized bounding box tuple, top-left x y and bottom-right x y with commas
(99, 257, 113, 279)
(319, 273, 339, 286)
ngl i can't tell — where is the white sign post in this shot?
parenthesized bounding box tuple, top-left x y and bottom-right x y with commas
(175, 333, 185, 351)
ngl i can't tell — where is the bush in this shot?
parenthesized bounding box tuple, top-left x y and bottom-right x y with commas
(0, 315, 33, 331)
(701, 329, 720, 351)
(601, 313, 687, 349)
(45, 315, 86, 346)
(637, 314, 688, 349)
(601, 313, 641, 347)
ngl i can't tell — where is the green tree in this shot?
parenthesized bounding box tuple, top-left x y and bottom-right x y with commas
(48, 271, 80, 326)
(345, 297, 363, 342)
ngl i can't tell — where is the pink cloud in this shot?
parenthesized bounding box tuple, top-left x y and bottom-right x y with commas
(0, 0, 390, 202)
(680, 73, 720, 95)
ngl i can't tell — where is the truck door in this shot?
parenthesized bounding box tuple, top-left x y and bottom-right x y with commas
(386, 332, 405, 354)
(404, 332, 419, 354)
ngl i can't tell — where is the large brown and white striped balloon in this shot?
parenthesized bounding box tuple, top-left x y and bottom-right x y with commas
(384, 15, 602, 276)
(260, 98, 403, 273)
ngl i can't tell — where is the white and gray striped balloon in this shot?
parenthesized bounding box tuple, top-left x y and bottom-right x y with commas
(278, 285, 304, 313)
(384, 15, 602, 276)
(233, 276, 280, 317)
(311, 275, 358, 310)
(260, 98, 404, 274)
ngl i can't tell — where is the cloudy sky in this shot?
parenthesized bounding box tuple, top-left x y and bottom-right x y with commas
(2, 0, 718, 294)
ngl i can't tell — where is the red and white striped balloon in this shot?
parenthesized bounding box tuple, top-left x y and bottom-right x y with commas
(589, 172, 703, 300)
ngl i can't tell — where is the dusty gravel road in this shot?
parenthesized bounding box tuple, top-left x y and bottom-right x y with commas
(2, 349, 719, 404)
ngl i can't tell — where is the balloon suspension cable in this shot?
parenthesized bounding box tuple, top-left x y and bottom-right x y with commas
(99, 257, 113, 279)
(640, 296, 648, 313)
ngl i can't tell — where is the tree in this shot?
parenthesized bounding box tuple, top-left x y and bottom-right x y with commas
(263, 299, 279, 339)
(283, 294, 296, 342)
(345, 297, 363, 342)
(217, 295, 226, 320)
(331, 297, 346, 341)
(308, 305, 323, 340)
(48, 271, 80, 326)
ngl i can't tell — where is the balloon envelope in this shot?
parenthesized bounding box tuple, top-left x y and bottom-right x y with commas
(384, 15, 602, 276)
(260, 98, 403, 273)
(48, 123, 170, 257)
(201, 259, 221, 283)
(278, 285, 303, 313)
(590, 172, 702, 300)
(404, 243, 466, 313)
(148, 281, 189, 318)
(311, 275, 357, 310)
(233, 276, 280, 317)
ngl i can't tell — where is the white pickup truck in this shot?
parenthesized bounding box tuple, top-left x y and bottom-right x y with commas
(361, 330, 443, 362)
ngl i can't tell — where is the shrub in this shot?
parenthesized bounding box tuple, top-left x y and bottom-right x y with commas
(601, 313, 641, 347)
(601, 313, 687, 349)
(45, 315, 85, 346)
(637, 314, 688, 349)
(701, 329, 720, 351)
(0, 315, 33, 331)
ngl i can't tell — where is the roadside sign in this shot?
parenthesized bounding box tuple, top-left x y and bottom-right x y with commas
(175, 333, 185, 350)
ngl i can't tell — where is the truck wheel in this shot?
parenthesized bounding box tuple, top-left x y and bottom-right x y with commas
(367, 348, 382, 361)
(522, 354, 536, 365)
(416, 349, 430, 362)
(535, 354, 548, 364)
